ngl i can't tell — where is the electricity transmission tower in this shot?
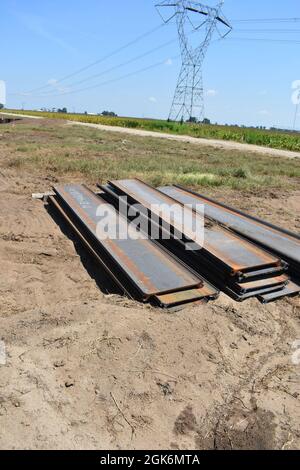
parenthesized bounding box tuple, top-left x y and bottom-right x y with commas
(156, 1, 231, 122)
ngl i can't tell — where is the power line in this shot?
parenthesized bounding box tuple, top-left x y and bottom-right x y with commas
(22, 23, 167, 95)
(30, 35, 224, 100)
(232, 18, 300, 23)
(14, 16, 300, 99)
(33, 36, 182, 97)
(39, 27, 204, 97)
(24, 27, 200, 98)
(224, 37, 300, 44)
(30, 54, 180, 99)
(233, 29, 300, 33)
(23, 35, 300, 101)
(11, 14, 300, 104)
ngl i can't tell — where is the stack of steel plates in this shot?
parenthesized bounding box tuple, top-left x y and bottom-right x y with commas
(46, 180, 299, 307)
(158, 184, 300, 303)
(102, 179, 291, 302)
(48, 184, 219, 309)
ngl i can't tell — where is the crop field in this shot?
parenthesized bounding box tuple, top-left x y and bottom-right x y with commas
(5, 109, 300, 152)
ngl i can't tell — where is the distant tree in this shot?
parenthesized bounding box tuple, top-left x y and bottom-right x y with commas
(102, 110, 117, 117)
(0, 103, 4, 110)
(202, 118, 211, 125)
(57, 107, 67, 114)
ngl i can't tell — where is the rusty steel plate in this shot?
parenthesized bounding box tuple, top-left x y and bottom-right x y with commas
(53, 184, 203, 298)
(108, 179, 281, 275)
(159, 185, 300, 267)
(258, 281, 300, 303)
(155, 281, 219, 307)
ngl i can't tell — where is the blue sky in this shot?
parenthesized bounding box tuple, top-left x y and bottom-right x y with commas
(1, 0, 300, 128)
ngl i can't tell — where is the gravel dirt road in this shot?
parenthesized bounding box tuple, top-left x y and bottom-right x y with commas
(1, 112, 299, 159)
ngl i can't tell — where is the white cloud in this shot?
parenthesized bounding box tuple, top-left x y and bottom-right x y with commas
(149, 96, 157, 103)
(206, 89, 218, 97)
(258, 109, 271, 116)
(47, 79, 58, 86)
(165, 58, 173, 66)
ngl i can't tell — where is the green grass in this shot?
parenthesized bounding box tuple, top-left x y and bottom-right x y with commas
(1, 120, 299, 192)
(3, 109, 300, 153)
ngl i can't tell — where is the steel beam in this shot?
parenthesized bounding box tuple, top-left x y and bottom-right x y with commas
(51, 184, 214, 307)
(108, 179, 283, 277)
(159, 185, 300, 273)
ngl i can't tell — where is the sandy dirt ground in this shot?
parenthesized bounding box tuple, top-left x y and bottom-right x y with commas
(0, 119, 300, 450)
